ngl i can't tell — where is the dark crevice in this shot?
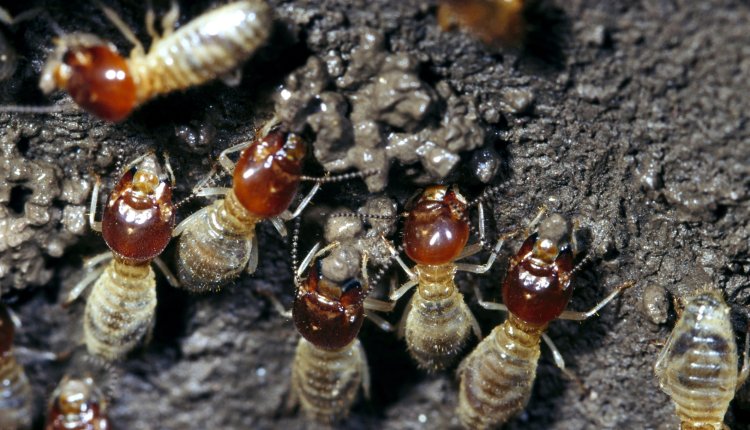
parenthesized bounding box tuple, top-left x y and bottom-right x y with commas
(8, 184, 33, 215)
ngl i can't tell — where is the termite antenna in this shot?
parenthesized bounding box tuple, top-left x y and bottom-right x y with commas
(0, 104, 78, 114)
(300, 168, 380, 183)
(368, 256, 394, 291)
(327, 211, 399, 222)
(467, 184, 507, 208)
(290, 216, 302, 284)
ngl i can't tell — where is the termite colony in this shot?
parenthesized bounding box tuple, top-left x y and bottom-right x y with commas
(0, 1, 746, 429)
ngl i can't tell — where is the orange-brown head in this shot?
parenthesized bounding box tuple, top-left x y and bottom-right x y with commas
(403, 185, 470, 265)
(502, 214, 575, 326)
(438, 0, 526, 48)
(46, 375, 110, 430)
(102, 155, 175, 264)
(233, 130, 306, 218)
(293, 262, 366, 350)
(0, 304, 14, 358)
(40, 34, 136, 122)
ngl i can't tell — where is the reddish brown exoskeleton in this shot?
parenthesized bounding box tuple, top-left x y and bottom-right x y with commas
(66, 153, 177, 361)
(0, 304, 33, 430)
(438, 0, 526, 48)
(382, 185, 507, 371)
(1, 1, 272, 121)
(265, 240, 391, 424)
(45, 373, 110, 430)
(457, 213, 633, 429)
(175, 120, 375, 293)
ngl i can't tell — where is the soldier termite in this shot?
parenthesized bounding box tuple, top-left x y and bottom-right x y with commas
(1, 1, 272, 121)
(45, 372, 111, 430)
(655, 289, 749, 430)
(65, 152, 178, 361)
(280, 241, 392, 424)
(0, 303, 33, 430)
(379, 185, 508, 371)
(457, 212, 633, 429)
(174, 120, 377, 293)
(438, 0, 526, 48)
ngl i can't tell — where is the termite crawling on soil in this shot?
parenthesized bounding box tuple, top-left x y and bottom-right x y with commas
(655, 289, 749, 430)
(380, 185, 508, 371)
(457, 212, 633, 429)
(174, 119, 377, 293)
(0, 303, 33, 430)
(3, 1, 272, 121)
(66, 153, 178, 361)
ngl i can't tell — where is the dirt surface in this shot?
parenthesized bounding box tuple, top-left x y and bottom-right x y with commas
(1, 0, 750, 429)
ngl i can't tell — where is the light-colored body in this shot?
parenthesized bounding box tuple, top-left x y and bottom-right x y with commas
(176, 189, 260, 289)
(458, 314, 542, 429)
(84, 259, 157, 361)
(0, 355, 33, 430)
(291, 338, 369, 424)
(403, 263, 477, 370)
(655, 290, 749, 430)
(125, 0, 272, 104)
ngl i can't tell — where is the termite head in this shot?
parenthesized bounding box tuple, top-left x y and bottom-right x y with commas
(40, 33, 136, 122)
(502, 213, 575, 326)
(102, 154, 175, 264)
(46, 374, 109, 430)
(233, 130, 306, 218)
(438, 0, 526, 48)
(403, 185, 470, 265)
(0, 304, 14, 358)
(293, 261, 366, 350)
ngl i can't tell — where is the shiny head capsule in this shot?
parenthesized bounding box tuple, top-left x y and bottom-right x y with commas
(45, 374, 110, 430)
(438, 0, 526, 48)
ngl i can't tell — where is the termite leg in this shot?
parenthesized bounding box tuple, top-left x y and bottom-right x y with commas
(473, 285, 508, 313)
(218, 141, 253, 175)
(360, 343, 372, 400)
(737, 324, 750, 391)
(83, 252, 114, 270)
(282, 182, 322, 220)
(296, 241, 340, 280)
(455, 233, 511, 274)
(195, 187, 231, 197)
(161, 1, 179, 39)
(89, 175, 102, 232)
(364, 310, 394, 332)
(246, 235, 259, 274)
(541, 333, 585, 391)
(257, 289, 292, 319)
(468, 308, 483, 340)
(153, 257, 180, 288)
(145, 0, 158, 41)
(557, 281, 634, 321)
(65, 265, 107, 306)
(163, 153, 176, 185)
(173, 206, 205, 237)
(269, 217, 288, 237)
(390, 278, 418, 302)
(98, 2, 145, 57)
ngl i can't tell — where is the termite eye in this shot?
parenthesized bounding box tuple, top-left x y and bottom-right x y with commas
(293, 270, 365, 350)
(102, 169, 175, 264)
(502, 236, 575, 325)
(60, 45, 136, 122)
(233, 131, 306, 218)
(403, 186, 470, 265)
(0, 304, 14, 357)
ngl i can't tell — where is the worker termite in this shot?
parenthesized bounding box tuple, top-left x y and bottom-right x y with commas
(380, 185, 507, 371)
(2, 1, 272, 121)
(457, 212, 633, 429)
(66, 152, 177, 361)
(438, 0, 526, 48)
(45, 372, 111, 430)
(655, 289, 749, 430)
(0, 303, 33, 430)
(174, 120, 376, 293)
(283, 241, 392, 424)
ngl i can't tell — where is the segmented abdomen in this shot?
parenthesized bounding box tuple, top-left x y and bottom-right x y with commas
(176, 195, 259, 292)
(292, 338, 366, 424)
(405, 288, 474, 371)
(0, 357, 32, 429)
(458, 317, 541, 430)
(84, 261, 156, 360)
(134, 0, 272, 101)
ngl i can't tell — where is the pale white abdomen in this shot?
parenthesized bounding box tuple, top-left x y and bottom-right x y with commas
(291, 338, 366, 424)
(132, 0, 272, 101)
(84, 260, 157, 360)
(458, 315, 542, 430)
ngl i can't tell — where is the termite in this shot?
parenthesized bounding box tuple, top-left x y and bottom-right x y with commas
(3, 1, 272, 121)
(655, 289, 749, 430)
(174, 120, 376, 293)
(457, 212, 633, 429)
(381, 185, 507, 371)
(438, 0, 526, 48)
(0, 303, 33, 430)
(281, 240, 392, 424)
(66, 152, 178, 361)
(45, 373, 110, 430)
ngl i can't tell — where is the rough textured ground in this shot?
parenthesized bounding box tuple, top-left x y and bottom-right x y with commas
(1, 0, 750, 429)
